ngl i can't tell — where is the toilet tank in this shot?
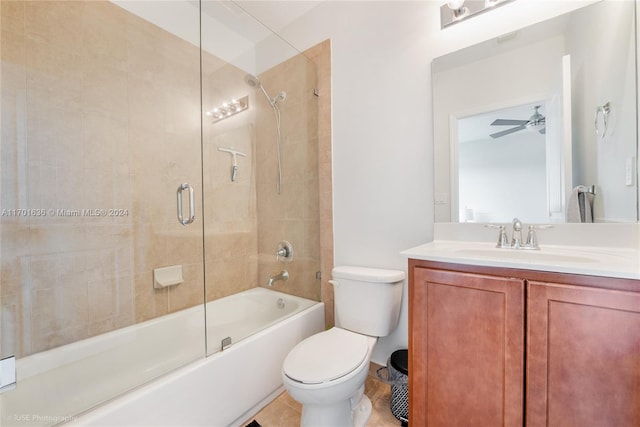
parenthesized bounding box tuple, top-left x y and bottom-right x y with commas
(331, 266, 405, 337)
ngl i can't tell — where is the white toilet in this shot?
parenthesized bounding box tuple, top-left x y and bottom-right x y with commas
(282, 266, 405, 427)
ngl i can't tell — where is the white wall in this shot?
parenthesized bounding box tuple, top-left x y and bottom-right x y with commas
(458, 131, 548, 223)
(568, 1, 637, 222)
(272, 0, 603, 364)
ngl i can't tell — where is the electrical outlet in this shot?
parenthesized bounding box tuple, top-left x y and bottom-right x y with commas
(625, 157, 635, 186)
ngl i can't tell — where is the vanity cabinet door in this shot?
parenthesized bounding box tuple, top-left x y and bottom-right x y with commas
(410, 267, 525, 427)
(527, 281, 640, 427)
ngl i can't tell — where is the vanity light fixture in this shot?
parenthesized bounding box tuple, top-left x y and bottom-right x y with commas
(441, 0, 515, 29)
(206, 96, 249, 123)
(446, 0, 469, 20)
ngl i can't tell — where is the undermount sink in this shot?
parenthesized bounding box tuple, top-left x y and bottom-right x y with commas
(453, 248, 595, 264)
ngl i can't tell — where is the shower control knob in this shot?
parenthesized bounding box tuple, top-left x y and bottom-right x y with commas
(276, 240, 293, 261)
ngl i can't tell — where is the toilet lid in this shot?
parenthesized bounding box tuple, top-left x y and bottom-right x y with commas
(283, 328, 369, 384)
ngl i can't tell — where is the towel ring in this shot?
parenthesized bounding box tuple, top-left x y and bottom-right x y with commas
(594, 102, 610, 139)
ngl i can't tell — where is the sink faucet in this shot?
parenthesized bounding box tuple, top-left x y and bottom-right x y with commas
(268, 270, 289, 287)
(487, 219, 552, 250)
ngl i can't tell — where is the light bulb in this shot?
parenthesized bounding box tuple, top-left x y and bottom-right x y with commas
(447, 0, 465, 10)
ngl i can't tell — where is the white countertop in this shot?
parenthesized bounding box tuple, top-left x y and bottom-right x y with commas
(402, 240, 640, 280)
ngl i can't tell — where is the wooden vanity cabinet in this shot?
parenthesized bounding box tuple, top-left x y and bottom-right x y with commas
(409, 259, 640, 427)
(409, 263, 525, 427)
(527, 280, 640, 427)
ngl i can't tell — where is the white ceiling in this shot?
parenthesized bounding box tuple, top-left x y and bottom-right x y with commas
(231, 0, 324, 37)
(199, 1, 324, 47)
(114, 0, 323, 74)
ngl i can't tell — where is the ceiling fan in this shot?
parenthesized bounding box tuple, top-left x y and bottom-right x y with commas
(489, 105, 546, 138)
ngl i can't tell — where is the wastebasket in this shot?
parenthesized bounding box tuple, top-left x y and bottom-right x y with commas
(377, 349, 408, 426)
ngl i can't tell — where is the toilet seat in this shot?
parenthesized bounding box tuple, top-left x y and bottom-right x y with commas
(283, 328, 369, 385)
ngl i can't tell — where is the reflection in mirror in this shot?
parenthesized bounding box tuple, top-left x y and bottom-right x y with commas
(457, 102, 552, 223)
(433, 0, 638, 224)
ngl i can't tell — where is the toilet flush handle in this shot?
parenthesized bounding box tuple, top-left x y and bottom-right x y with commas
(328, 280, 339, 287)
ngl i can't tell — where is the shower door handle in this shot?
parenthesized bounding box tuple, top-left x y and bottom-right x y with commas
(177, 183, 195, 226)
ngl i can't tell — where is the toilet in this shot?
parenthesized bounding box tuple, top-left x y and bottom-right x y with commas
(282, 266, 405, 427)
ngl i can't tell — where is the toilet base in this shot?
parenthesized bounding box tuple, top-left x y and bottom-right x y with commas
(352, 395, 372, 427)
(299, 394, 372, 427)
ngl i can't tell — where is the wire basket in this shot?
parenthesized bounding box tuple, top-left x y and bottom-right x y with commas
(376, 350, 408, 425)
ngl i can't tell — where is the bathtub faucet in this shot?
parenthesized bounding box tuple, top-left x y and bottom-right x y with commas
(268, 270, 289, 287)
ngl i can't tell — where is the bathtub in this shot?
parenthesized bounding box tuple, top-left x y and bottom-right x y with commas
(0, 288, 324, 427)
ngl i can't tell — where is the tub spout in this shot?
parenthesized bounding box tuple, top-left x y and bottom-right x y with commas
(268, 270, 289, 287)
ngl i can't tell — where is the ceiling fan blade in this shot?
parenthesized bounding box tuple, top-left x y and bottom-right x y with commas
(491, 119, 529, 126)
(490, 124, 526, 138)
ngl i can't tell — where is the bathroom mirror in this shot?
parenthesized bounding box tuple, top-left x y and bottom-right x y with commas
(433, 0, 638, 223)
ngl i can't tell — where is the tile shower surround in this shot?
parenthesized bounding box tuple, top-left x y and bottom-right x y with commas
(0, 1, 332, 359)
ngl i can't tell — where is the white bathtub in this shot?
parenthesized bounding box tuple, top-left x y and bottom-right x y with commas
(0, 288, 324, 427)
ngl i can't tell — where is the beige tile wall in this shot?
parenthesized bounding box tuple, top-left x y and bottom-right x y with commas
(255, 53, 321, 302)
(201, 60, 259, 303)
(0, 1, 330, 358)
(0, 1, 204, 358)
(252, 40, 333, 323)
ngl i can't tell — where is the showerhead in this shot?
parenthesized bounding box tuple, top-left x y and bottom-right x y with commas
(244, 74, 262, 89)
(244, 73, 285, 106)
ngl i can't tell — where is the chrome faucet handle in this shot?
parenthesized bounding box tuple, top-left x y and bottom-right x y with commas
(511, 218, 523, 248)
(485, 224, 510, 248)
(512, 218, 522, 231)
(525, 224, 553, 249)
(275, 240, 293, 262)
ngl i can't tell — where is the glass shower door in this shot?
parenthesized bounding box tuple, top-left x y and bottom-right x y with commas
(200, 1, 321, 357)
(0, 1, 205, 425)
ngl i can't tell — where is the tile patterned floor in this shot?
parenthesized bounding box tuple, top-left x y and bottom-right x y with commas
(243, 363, 403, 427)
